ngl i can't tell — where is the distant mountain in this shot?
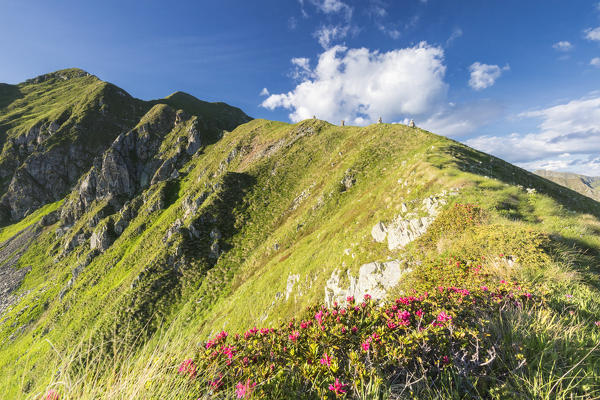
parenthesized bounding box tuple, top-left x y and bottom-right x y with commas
(0, 69, 599, 399)
(0, 68, 250, 225)
(535, 169, 600, 202)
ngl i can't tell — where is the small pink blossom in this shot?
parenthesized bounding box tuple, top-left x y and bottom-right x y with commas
(288, 331, 300, 342)
(361, 340, 371, 352)
(235, 379, 257, 398)
(346, 296, 355, 303)
(364, 294, 372, 301)
(329, 378, 348, 396)
(595, 321, 600, 327)
(415, 309, 424, 318)
(44, 389, 60, 400)
(320, 352, 332, 366)
(178, 358, 197, 378)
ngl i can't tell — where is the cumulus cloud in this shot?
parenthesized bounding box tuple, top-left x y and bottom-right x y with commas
(261, 43, 447, 125)
(468, 62, 509, 90)
(552, 41, 573, 51)
(591, 57, 600, 67)
(260, 88, 270, 96)
(466, 96, 600, 175)
(585, 27, 600, 41)
(314, 25, 351, 49)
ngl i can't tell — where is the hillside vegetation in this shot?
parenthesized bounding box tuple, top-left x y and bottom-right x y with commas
(0, 71, 599, 399)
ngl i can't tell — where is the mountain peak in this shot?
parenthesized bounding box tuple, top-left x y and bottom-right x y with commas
(23, 68, 98, 85)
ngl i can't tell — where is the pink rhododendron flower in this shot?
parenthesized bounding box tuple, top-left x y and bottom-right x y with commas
(346, 296, 355, 303)
(178, 358, 197, 378)
(210, 375, 223, 389)
(320, 352, 332, 366)
(442, 355, 450, 365)
(44, 389, 60, 400)
(595, 321, 600, 327)
(329, 378, 348, 396)
(315, 310, 325, 324)
(361, 340, 371, 352)
(397, 310, 411, 326)
(216, 331, 228, 340)
(437, 311, 452, 322)
(481, 286, 489, 291)
(364, 294, 372, 301)
(387, 320, 396, 329)
(300, 321, 308, 329)
(415, 309, 424, 318)
(288, 331, 300, 342)
(235, 379, 257, 398)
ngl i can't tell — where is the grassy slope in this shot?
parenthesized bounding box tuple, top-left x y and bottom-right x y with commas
(0, 119, 599, 398)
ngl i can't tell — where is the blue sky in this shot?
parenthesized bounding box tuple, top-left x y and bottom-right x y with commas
(1, 0, 600, 174)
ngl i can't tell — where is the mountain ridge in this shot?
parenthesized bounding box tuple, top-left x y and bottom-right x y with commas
(0, 70, 599, 399)
(535, 169, 600, 202)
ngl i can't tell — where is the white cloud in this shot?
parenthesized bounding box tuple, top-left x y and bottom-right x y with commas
(314, 25, 351, 49)
(377, 24, 401, 39)
(466, 96, 600, 175)
(585, 27, 600, 41)
(591, 57, 600, 67)
(308, 0, 352, 20)
(468, 62, 509, 90)
(552, 41, 573, 51)
(290, 57, 313, 80)
(446, 28, 463, 46)
(261, 43, 448, 125)
(260, 88, 270, 96)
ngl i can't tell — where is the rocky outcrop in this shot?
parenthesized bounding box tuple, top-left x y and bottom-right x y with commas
(324, 260, 410, 307)
(371, 190, 458, 250)
(90, 222, 114, 252)
(60, 105, 178, 225)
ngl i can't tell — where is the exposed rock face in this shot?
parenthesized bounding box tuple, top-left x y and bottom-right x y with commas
(0, 224, 42, 316)
(90, 223, 114, 252)
(371, 191, 457, 250)
(324, 260, 410, 307)
(0, 80, 148, 225)
(60, 105, 177, 225)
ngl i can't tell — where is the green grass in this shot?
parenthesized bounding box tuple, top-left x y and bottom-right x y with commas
(0, 115, 599, 398)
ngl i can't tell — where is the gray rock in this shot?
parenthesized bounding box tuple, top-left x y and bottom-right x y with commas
(324, 260, 410, 307)
(90, 224, 113, 252)
(340, 170, 356, 191)
(371, 222, 388, 243)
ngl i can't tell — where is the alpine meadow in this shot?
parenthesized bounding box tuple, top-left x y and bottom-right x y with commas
(1, 1, 600, 399)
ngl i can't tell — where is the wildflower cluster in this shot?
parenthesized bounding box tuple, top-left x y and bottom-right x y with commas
(177, 283, 536, 399)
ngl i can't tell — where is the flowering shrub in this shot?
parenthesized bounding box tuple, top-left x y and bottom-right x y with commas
(178, 282, 537, 398)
